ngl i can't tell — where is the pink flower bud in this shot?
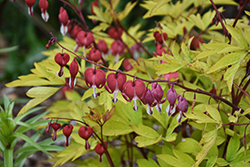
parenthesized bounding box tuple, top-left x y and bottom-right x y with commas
(94, 142, 107, 162)
(78, 126, 93, 150)
(97, 40, 109, 54)
(63, 124, 73, 146)
(108, 27, 123, 39)
(25, 0, 36, 16)
(166, 85, 177, 116)
(154, 31, 168, 44)
(39, 0, 49, 22)
(105, 72, 126, 103)
(51, 122, 61, 141)
(153, 44, 166, 56)
(84, 68, 106, 98)
(91, 0, 99, 15)
(54, 53, 70, 77)
(122, 59, 133, 71)
(122, 79, 146, 111)
(87, 48, 102, 62)
(152, 83, 166, 112)
(69, 58, 79, 89)
(176, 94, 188, 123)
(141, 88, 156, 115)
(58, 7, 69, 35)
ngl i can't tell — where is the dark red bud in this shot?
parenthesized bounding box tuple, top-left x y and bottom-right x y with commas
(63, 124, 73, 146)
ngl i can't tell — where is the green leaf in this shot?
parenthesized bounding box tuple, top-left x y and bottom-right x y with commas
(4, 148, 13, 167)
(137, 158, 159, 167)
(103, 120, 133, 136)
(18, 87, 60, 115)
(207, 51, 247, 74)
(185, 110, 216, 124)
(157, 150, 195, 167)
(216, 157, 229, 166)
(206, 155, 217, 167)
(117, 2, 138, 21)
(226, 133, 240, 161)
(12, 133, 50, 156)
(131, 124, 159, 138)
(98, 91, 112, 111)
(195, 130, 218, 167)
(205, 104, 222, 123)
(226, 25, 248, 49)
(176, 138, 201, 156)
(0, 46, 18, 53)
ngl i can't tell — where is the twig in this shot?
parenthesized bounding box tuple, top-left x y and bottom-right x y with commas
(209, 0, 229, 37)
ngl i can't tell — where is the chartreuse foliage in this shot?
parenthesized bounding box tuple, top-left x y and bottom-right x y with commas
(0, 95, 64, 167)
(5, 0, 250, 166)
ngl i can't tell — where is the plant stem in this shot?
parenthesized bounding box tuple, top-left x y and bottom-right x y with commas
(233, 0, 250, 28)
(209, 0, 229, 37)
(51, 33, 250, 120)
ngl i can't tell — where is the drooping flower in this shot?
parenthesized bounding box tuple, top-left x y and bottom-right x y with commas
(122, 79, 146, 111)
(38, 0, 49, 22)
(122, 59, 133, 71)
(63, 124, 73, 147)
(54, 53, 70, 77)
(25, 0, 36, 16)
(58, 7, 69, 36)
(84, 68, 106, 98)
(141, 88, 156, 115)
(105, 72, 126, 103)
(111, 40, 125, 63)
(87, 48, 102, 63)
(166, 85, 177, 116)
(154, 31, 168, 44)
(69, 58, 79, 89)
(74, 31, 94, 54)
(176, 94, 188, 123)
(51, 122, 61, 141)
(151, 83, 166, 112)
(108, 27, 123, 39)
(94, 142, 107, 162)
(78, 126, 93, 150)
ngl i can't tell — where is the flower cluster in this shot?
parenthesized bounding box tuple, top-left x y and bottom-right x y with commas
(46, 121, 107, 162)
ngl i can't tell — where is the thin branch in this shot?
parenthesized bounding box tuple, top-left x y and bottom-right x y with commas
(232, 0, 250, 27)
(233, 82, 250, 100)
(50, 33, 250, 120)
(209, 0, 229, 37)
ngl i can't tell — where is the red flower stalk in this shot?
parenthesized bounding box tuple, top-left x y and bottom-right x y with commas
(78, 126, 93, 150)
(105, 72, 127, 103)
(51, 122, 61, 141)
(25, 0, 36, 16)
(69, 58, 79, 89)
(38, 0, 49, 22)
(58, 7, 69, 36)
(54, 53, 70, 77)
(84, 68, 106, 98)
(63, 124, 73, 146)
(122, 79, 146, 111)
(94, 142, 107, 162)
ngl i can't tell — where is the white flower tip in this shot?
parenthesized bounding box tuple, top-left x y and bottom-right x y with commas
(41, 11, 49, 22)
(60, 24, 68, 36)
